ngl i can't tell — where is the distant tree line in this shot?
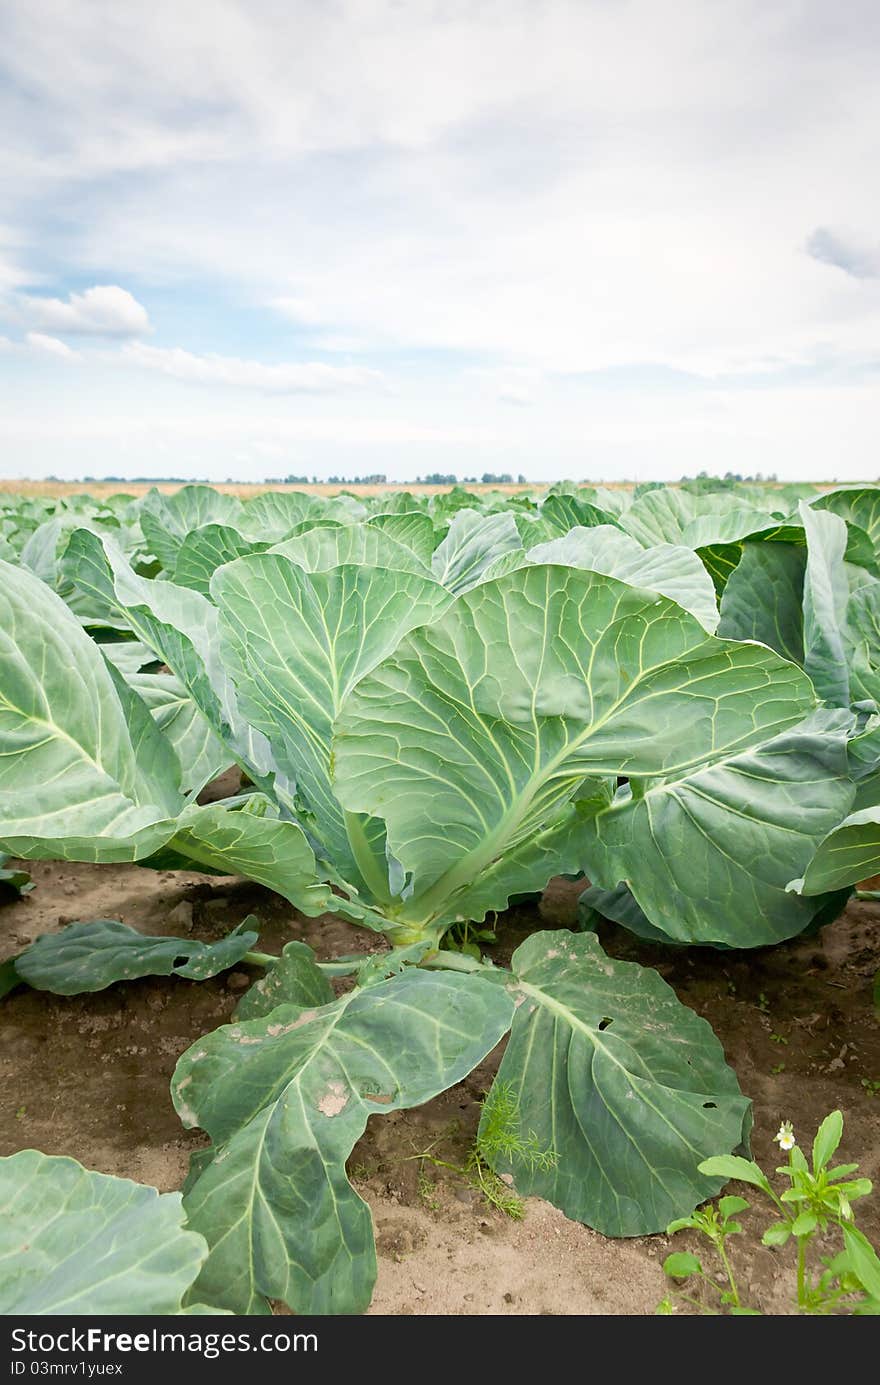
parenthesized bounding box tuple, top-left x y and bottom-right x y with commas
(54, 471, 822, 491)
(678, 469, 780, 494)
(79, 475, 211, 484)
(415, 472, 528, 485)
(75, 471, 843, 490)
(70, 472, 535, 486)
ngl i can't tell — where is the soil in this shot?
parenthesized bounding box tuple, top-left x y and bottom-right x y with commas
(1, 861, 878, 1317)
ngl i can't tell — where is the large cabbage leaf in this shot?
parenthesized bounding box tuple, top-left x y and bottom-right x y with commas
(0, 557, 329, 911)
(333, 563, 817, 933)
(212, 552, 451, 903)
(793, 806, 880, 894)
(173, 969, 514, 1314)
(484, 931, 750, 1236)
(0, 559, 183, 860)
(526, 525, 720, 632)
(580, 709, 855, 944)
(0, 1151, 210, 1315)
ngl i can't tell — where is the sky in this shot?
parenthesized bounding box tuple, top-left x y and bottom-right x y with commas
(1, 0, 879, 484)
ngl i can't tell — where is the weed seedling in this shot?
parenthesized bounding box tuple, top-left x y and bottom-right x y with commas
(660, 1111, 880, 1314)
(441, 918, 497, 962)
(416, 1166, 442, 1213)
(407, 1082, 557, 1220)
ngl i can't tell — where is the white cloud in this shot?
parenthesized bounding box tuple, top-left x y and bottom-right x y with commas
(272, 296, 331, 327)
(807, 227, 880, 281)
(19, 1, 872, 382)
(0, 226, 35, 297)
(25, 331, 79, 359)
(469, 367, 541, 408)
(2, 2, 880, 477)
(309, 335, 372, 354)
(20, 285, 150, 337)
(119, 341, 385, 394)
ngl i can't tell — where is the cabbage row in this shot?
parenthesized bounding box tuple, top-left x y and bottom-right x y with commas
(1, 478, 879, 1315)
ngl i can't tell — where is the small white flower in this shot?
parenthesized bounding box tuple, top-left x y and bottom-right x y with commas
(774, 1120, 796, 1152)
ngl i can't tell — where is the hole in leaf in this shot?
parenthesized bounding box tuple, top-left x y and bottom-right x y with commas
(702, 1102, 717, 1109)
(597, 1017, 613, 1031)
(172, 956, 190, 969)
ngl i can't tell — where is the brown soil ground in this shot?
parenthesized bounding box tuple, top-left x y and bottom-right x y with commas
(1, 860, 878, 1316)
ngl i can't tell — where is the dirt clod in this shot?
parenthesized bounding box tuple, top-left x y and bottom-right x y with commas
(166, 901, 194, 933)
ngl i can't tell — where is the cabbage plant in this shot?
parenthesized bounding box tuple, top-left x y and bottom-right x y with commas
(1, 483, 877, 1315)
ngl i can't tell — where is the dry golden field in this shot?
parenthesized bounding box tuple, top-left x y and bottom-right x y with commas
(0, 479, 569, 499)
(0, 478, 841, 499)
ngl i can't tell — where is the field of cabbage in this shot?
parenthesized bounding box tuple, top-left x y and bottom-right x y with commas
(1, 478, 879, 1316)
